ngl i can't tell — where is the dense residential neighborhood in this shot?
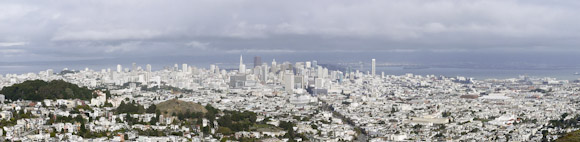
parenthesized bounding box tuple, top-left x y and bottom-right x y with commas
(0, 58, 579, 141)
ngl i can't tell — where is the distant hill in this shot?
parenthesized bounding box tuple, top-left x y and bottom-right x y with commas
(0, 80, 95, 101)
(157, 99, 207, 115)
(556, 130, 580, 142)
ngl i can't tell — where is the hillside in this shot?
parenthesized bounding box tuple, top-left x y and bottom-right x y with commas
(0, 80, 95, 101)
(157, 99, 207, 115)
(556, 130, 580, 142)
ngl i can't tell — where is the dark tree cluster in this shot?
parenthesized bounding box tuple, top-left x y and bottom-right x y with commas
(46, 114, 85, 125)
(548, 113, 580, 130)
(116, 100, 146, 114)
(0, 80, 95, 101)
(442, 111, 452, 117)
(175, 110, 204, 121)
(217, 110, 258, 132)
(279, 121, 308, 142)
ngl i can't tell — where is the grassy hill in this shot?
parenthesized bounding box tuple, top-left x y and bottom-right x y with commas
(157, 99, 207, 115)
(556, 130, 580, 142)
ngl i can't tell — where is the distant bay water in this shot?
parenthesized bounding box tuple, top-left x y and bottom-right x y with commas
(376, 67, 580, 80)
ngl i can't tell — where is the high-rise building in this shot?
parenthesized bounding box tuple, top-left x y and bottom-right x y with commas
(229, 75, 247, 88)
(262, 63, 268, 83)
(285, 72, 294, 94)
(312, 60, 318, 68)
(317, 66, 324, 78)
(253, 56, 262, 68)
(271, 59, 277, 73)
(182, 64, 188, 72)
(239, 55, 245, 74)
(315, 78, 324, 89)
(210, 64, 216, 73)
(372, 59, 376, 77)
(132, 62, 137, 72)
(117, 64, 122, 73)
(146, 64, 152, 72)
(46, 69, 53, 77)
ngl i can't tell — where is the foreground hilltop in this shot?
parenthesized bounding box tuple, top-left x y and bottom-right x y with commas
(157, 99, 207, 115)
(556, 130, 580, 142)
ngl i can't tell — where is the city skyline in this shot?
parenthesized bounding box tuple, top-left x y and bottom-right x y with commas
(2, 1, 580, 141)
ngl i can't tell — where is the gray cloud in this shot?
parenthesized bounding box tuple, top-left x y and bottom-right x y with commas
(1, 0, 580, 62)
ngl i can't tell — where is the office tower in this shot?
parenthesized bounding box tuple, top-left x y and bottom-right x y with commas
(254, 56, 261, 68)
(144, 72, 150, 83)
(132, 62, 137, 72)
(271, 59, 277, 73)
(117, 64, 122, 73)
(285, 72, 294, 94)
(210, 64, 216, 73)
(262, 63, 268, 83)
(382, 72, 385, 78)
(317, 66, 323, 78)
(372, 59, 376, 77)
(294, 75, 304, 89)
(174, 64, 179, 71)
(312, 60, 318, 68)
(182, 64, 188, 72)
(155, 76, 161, 88)
(229, 74, 246, 88)
(305, 61, 311, 68)
(239, 55, 245, 74)
(46, 69, 53, 77)
(146, 64, 152, 72)
(240, 64, 246, 74)
(315, 78, 324, 89)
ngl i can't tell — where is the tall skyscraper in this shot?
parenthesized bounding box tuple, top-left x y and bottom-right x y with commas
(117, 64, 122, 73)
(210, 64, 216, 73)
(254, 56, 262, 68)
(46, 69, 53, 77)
(285, 72, 294, 94)
(146, 64, 152, 72)
(315, 78, 324, 89)
(262, 63, 268, 83)
(182, 64, 188, 72)
(132, 62, 137, 72)
(271, 59, 277, 73)
(239, 55, 246, 74)
(312, 60, 318, 68)
(372, 59, 376, 77)
(317, 66, 323, 78)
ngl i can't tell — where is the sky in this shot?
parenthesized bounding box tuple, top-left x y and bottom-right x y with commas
(1, 0, 580, 70)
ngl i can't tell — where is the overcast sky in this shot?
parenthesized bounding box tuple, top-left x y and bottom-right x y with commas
(1, 0, 580, 64)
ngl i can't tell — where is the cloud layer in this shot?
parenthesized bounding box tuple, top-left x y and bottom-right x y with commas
(1, 0, 580, 62)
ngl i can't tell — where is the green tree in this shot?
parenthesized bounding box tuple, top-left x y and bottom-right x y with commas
(146, 104, 157, 113)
